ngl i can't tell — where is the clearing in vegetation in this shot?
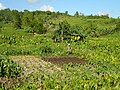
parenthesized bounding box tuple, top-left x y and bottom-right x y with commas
(11, 56, 64, 75)
(46, 57, 86, 65)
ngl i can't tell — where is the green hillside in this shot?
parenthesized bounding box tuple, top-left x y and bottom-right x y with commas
(0, 9, 120, 89)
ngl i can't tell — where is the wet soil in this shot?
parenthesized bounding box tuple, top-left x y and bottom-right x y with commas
(46, 57, 86, 65)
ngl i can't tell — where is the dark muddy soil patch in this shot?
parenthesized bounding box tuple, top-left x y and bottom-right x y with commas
(46, 57, 86, 65)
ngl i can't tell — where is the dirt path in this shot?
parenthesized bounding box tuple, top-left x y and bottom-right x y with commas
(11, 56, 64, 76)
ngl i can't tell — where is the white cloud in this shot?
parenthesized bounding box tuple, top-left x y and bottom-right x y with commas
(40, 5, 55, 12)
(0, 3, 6, 10)
(26, 0, 47, 4)
(97, 11, 109, 16)
(26, 0, 39, 4)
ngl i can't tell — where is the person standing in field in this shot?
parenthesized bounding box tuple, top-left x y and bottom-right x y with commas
(67, 44, 72, 54)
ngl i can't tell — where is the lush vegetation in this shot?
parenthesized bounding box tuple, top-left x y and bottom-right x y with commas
(0, 55, 21, 77)
(0, 8, 120, 89)
(13, 62, 120, 90)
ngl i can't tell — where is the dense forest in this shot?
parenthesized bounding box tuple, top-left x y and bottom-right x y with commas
(0, 8, 120, 89)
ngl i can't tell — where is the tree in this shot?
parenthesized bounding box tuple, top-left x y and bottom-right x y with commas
(53, 20, 70, 42)
(65, 11, 69, 15)
(22, 16, 30, 28)
(12, 10, 22, 29)
(70, 25, 87, 42)
(33, 21, 46, 34)
(0, 8, 12, 23)
(74, 11, 79, 17)
(22, 10, 31, 28)
(0, 25, 2, 32)
(115, 21, 120, 32)
(22, 10, 34, 28)
(59, 20, 71, 41)
(27, 19, 46, 34)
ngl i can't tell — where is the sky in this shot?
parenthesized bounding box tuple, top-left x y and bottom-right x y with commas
(0, 0, 120, 17)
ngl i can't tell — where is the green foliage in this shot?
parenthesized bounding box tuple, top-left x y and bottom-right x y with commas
(70, 25, 87, 42)
(74, 11, 79, 17)
(22, 10, 33, 28)
(13, 82, 37, 90)
(40, 45, 54, 56)
(115, 21, 120, 32)
(0, 8, 13, 23)
(0, 35, 17, 45)
(0, 8, 120, 89)
(12, 10, 22, 29)
(2, 48, 32, 55)
(53, 20, 71, 42)
(0, 25, 2, 32)
(26, 27, 33, 33)
(13, 61, 120, 90)
(22, 11, 47, 34)
(31, 20, 46, 34)
(0, 55, 21, 77)
(53, 21, 87, 42)
(87, 14, 109, 19)
(65, 11, 69, 15)
(0, 8, 117, 37)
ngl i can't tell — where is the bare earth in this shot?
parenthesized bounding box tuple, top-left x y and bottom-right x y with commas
(46, 56, 86, 65)
(11, 56, 64, 76)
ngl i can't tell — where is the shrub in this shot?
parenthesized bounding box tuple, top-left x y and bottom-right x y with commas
(0, 55, 21, 77)
(40, 45, 54, 56)
(2, 48, 32, 55)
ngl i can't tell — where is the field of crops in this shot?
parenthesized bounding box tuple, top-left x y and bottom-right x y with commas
(0, 23, 120, 89)
(0, 9, 120, 89)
